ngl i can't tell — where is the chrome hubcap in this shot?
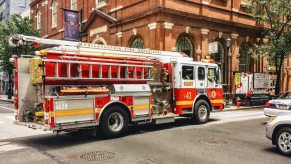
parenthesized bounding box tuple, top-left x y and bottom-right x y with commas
(278, 132, 291, 153)
(108, 112, 124, 132)
(198, 105, 207, 120)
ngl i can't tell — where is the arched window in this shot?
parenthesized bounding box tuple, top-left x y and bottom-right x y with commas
(51, 0, 57, 28)
(211, 39, 227, 83)
(239, 43, 253, 72)
(176, 34, 194, 58)
(129, 36, 144, 49)
(36, 10, 41, 30)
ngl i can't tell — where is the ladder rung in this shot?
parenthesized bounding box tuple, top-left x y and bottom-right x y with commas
(125, 66, 129, 79)
(117, 66, 120, 79)
(78, 64, 82, 78)
(108, 66, 112, 78)
(141, 67, 144, 79)
(99, 65, 102, 78)
(133, 67, 137, 79)
(55, 63, 59, 77)
(67, 63, 71, 78)
(89, 64, 92, 78)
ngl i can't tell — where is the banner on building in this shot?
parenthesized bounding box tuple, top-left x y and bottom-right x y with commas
(64, 9, 79, 41)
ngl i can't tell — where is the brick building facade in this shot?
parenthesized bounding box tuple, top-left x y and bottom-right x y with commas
(30, 0, 291, 97)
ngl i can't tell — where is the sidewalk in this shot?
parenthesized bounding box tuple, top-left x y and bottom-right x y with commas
(0, 95, 14, 103)
(221, 104, 264, 112)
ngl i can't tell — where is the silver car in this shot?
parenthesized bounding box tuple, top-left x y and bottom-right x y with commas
(264, 92, 291, 117)
(266, 115, 291, 156)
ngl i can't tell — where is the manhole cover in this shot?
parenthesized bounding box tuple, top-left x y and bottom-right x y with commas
(80, 151, 115, 161)
(200, 138, 227, 146)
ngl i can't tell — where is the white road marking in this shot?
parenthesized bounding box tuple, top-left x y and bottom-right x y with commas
(4, 116, 15, 120)
(0, 105, 14, 111)
(0, 144, 26, 154)
(0, 142, 10, 146)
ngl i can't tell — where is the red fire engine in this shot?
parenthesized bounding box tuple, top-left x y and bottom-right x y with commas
(9, 35, 224, 138)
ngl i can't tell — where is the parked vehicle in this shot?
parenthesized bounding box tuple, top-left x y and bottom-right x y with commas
(264, 91, 291, 117)
(266, 115, 291, 156)
(9, 35, 224, 138)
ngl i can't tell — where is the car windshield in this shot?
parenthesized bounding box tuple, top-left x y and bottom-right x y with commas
(279, 92, 291, 99)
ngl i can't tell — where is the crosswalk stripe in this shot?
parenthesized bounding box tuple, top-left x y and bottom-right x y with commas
(0, 144, 26, 154)
(4, 116, 15, 120)
(0, 105, 14, 111)
(0, 142, 10, 146)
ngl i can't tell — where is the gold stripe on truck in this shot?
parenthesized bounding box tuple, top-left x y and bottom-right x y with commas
(50, 108, 94, 117)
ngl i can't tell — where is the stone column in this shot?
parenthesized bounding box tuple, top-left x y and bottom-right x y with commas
(200, 28, 209, 61)
(230, 33, 239, 97)
(148, 22, 157, 49)
(163, 22, 174, 51)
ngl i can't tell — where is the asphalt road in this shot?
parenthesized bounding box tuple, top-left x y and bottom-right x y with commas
(0, 102, 290, 164)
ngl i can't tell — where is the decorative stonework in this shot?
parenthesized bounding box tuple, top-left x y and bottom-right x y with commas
(232, 8, 239, 12)
(132, 28, 137, 35)
(148, 22, 157, 30)
(116, 32, 123, 38)
(218, 32, 223, 38)
(246, 36, 249, 42)
(164, 22, 174, 29)
(201, 28, 209, 35)
(231, 33, 239, 39)
(185, 26, 190, 33)
(263, 38, 269, 44)
(201, 1, 209, 5)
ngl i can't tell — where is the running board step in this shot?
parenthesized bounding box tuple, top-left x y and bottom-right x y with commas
(152, 113, 178, 124)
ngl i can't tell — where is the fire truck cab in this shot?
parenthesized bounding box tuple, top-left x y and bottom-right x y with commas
(10, 35, 224, 138)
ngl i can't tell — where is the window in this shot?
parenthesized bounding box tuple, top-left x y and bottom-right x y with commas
(182, 66, 194, 80)
(19, 0, 25, 7)
(36, 10, 41, 30)
(51, 0, 57, 28)
(198, 67, 205, 80)
(176, 34, 194, 58)
(208, 68, 217, 83)
(129, 37, 144, 49)
(71, 0, 77, 10)
(211, 39, 226, 83)
(239, 43, 253, 72)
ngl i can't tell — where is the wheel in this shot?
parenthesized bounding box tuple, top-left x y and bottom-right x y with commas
(275, 127, 291, 156)
(100, 105, 129, 138)
(193, 99, 210, 124)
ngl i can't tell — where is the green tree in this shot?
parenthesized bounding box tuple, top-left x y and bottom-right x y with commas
(249, 0, 291, 96)
(0, 14, 39, 98)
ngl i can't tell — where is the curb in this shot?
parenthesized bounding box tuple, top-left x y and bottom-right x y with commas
(213, 106, 264, 112)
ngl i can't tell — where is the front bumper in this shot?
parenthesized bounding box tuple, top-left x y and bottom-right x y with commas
(264, 108, 291, 117)
(265, 121, 273, 140)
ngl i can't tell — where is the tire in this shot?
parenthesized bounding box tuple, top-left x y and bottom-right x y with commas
(275, 127, 291, 156)
(193, 99, 210, 124)
(100, 105, 129, 138)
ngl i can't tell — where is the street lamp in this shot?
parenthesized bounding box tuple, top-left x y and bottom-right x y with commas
(225, 38, 231, 107)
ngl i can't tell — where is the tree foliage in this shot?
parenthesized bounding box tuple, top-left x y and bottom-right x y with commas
(0, 14, 39, 74)
(249, 0, 291, 96)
